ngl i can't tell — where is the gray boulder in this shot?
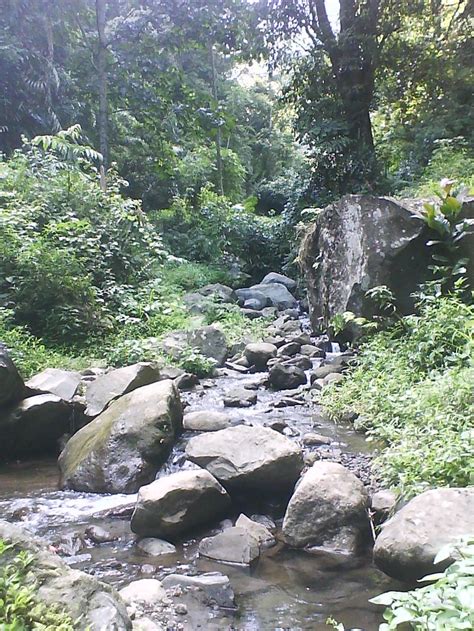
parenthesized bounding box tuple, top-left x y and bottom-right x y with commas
(59, 380, 182, 493)
(183, 410, 233, 431)
(161, 573, 234, 608)
(0, 520, 131, 630)
(235, 513, 275, 548)
(26, 368, 82, 401)
(198, 527, 259, 565)
(187, 326, 228, 366)
(85, 362, 161, 417)
(268, 363, 307, 390)
(131, 469, 230, 539)
(185, 425, 303, 494)
(261, 272, 297, 291)
(249, 283, 297, 310)
(235, 288, 271, 308)
(298, 195, 474, 333)
(223, 386, 257, 407)
(244, 342, 277, 369)
(0, 345, 25, 407)
(373, 487, 474, 581)
(0, 394, 71, 458)
(136, 538, 177, 556)
(282, 462, 370, 554)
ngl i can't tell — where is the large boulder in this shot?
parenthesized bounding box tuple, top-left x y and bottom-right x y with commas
(198, 527, 260, 565)
(0, 345, 25, 407)
(0, 394, 72, 458)
(0, 520, 131, 631)
(59, 380, 182, 493)
(261, 272, 297, 291)
(299, 195, 474, 332)
(183, 410, 233, 432)
(268, 363, 307, 390)
(131, 469, 230, 539)
(373, 487, 474, 581)
(249, 283, 297, 310)
(198, 283, 236, 303)
(185, 425, 303, 494)
(244, 342, 277, 369)
(85, 362, 161, 417)
(26, 368, 82, 401)
(282, 462, 370, 554)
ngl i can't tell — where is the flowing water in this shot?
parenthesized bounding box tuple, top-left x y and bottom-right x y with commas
(0, 351, 401, 630)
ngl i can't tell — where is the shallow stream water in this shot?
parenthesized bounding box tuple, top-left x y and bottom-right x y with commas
(0, 355, 401, 630)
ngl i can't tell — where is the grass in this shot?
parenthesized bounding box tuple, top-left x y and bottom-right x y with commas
(321, 294, 474, 499)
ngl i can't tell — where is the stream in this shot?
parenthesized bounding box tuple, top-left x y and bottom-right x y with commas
(0, 345, 401, 630)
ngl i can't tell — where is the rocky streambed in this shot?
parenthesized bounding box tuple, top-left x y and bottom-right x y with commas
(0, 309, 402, 630)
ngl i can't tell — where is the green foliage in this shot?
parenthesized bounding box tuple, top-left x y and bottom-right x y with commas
(371, 539, 474, 630)
(0, 135, 166, 344)
(321, 294, 474, 498)
(0, 540, 75, 630)
(178, 349, 216, 378)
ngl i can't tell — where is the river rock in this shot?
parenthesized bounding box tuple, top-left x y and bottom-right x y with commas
(250, 282, 297, 310)
(300, 344, 325, 358)
(0, 520, 131, 630)
(188, 325, 228, 366)
(198, 527, 260, 565)
(261, 272, 297, 291)
(299, 195, 470, 333)
(119, 579, 166, 607)
(244, 342, 277, 369)
(0, 394, 72, 458)
(282, 462, 370, 554)
(136, 538, 177, 556)
(0, 345, 25, 407)
(183, 410, 232, 431)
(373, 487, 474, 581)
(59, 380, 182, 494)
(26, 368, 82, 402)
(85, 362, 161, 417)
(161, 572, 234, 608)
(277, 341, 301, 357)
(235, 513, 275, 548)
(268, 363, 307, 390)
(223, 386, 257, 407)
(185, 425, 303, 494)
(131, 469, 230, 539)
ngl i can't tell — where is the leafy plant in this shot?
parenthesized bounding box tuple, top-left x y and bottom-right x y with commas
(0, 540, 75, 630)
(371, 539, 474, 630)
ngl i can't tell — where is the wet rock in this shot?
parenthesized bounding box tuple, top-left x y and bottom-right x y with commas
(300, 344, 325, 358)
(0, 520, 131, 630)
(373, 487, 474, 581)
(0, 345, 25, 407)
(185, 425, 303, 494)
(235, 513, 276, 548)
(223, 387, 257, 407)
(282, 462, 370, 554)
(59, 380, 182, 494)
(183, 410, 232, 432)
(85, 525, 118, 544)
(85, 362, 161, 417)
(261, 272, 297, 291)
(198, 527, 260, 565)
(281, 355, 312, 371)
(244, 342, 277, 369)
(174, 372, 200, 390)
(302, 433, 331, 446)
(277, 342, 301, 357)
(0, 394, 72, 458)
(263, 335, 286, 348)
(161, 573, 235, 608)
(268, 363, 307, 390)
(26, 368, 82, 402)
(131, 470, 230, 539)
(136, 538, 177, 556)
(119, 579, 166, 607)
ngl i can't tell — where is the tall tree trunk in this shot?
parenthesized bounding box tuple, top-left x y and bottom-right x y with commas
(210, 44, 224, 196)
(96, 0, 108, 188)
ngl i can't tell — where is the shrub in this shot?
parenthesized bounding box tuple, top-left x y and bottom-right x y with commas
(321, 294, 474, 498)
